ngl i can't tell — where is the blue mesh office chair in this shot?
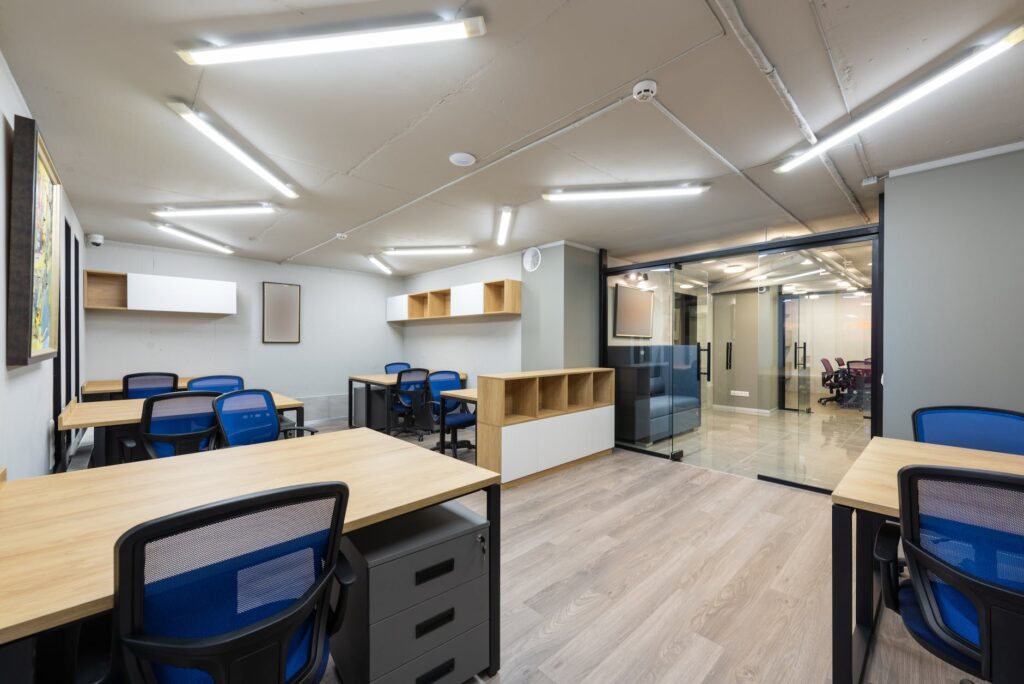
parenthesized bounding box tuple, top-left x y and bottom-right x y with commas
(875, 466, 1024, 683)
(123, 373, 179, 399)
(913, 406, 1024, 455)
(215, 390, 317, 447)
(121, 391, 220, 461)
(384, 362, 411, 374)
(390, 368, 430, 441)
(427, 371, 475, 458)
(187, 375, 245, 394)
(112, 483, 354, 684)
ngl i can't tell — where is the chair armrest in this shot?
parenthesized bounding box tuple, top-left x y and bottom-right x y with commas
(874, 521, 902, 612)
(328, 548, 357, 635)
(279, 426, 318, 439)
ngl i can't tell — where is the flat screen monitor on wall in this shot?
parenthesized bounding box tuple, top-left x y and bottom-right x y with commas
(614, 284, 654, 338)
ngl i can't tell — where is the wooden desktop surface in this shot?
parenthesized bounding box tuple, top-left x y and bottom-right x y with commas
(350, 371, 468, 386)
(0, 428, 500, 644)
(442, 388, 478, 402)
(57, 392, 303, 431)
(832, 436, 1024, 518)
(82, 377, 194, 395)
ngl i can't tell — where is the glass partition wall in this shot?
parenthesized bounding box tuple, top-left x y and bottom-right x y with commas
(605, 234, 876, 491)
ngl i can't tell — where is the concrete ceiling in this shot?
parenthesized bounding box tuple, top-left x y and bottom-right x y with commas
(0, 0, 1020, 275)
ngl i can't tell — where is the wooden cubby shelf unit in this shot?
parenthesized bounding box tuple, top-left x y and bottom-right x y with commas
(538, 375, 568, 418)
(407, 293, 428, 319)
(426, 289, 451, 318)
(386, 279, 521, 322)
(478, 368, 616, 427)
(592, 369, 614, 406)
(84, 271, 128, 310)
(567, 372, 593, 411)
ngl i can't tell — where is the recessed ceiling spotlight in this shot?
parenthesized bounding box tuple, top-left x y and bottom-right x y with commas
(678, 283, 695, 289)
(178, 17, 487, 65)
(449, 152, 477, 167)
(722, 265, 746, 274)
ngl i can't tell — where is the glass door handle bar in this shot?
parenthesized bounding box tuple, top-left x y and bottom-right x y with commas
(726, 341, 733, 371)
(794, 342, 800, 370)
(697, 343, 712, 382)
(801, 343, 808, 369)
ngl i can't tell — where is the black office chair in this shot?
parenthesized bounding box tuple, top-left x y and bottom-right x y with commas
(875, 466, 1024, 683)
(120, 391, 220, 462)
(123, 373, 179, 399)
(819, 358, 844, 405)
(111, 483, 354, 684)
(389, 368, 431, 440)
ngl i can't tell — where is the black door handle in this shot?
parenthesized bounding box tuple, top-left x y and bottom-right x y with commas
(801, 343, 808, 370)
(726, 341, 733, 371)
(793, 342, 799, 370)
(697, 343, 711, 382)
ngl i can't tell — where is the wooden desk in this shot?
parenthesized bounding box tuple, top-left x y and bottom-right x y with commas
(438, 388, 479, 457)
(81, 377, 194, 396)
(347, 371, 467, 434)
(830, 437, 1024, 684)
(0, 429, 501, 678)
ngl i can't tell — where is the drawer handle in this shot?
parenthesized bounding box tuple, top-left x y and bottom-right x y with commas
(415, 558, 455, 585)
(415, 608, 455, 639)
(416, 658, 455, 684)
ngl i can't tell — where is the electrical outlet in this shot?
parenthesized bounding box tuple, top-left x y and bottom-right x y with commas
(730, 390, 750, 397)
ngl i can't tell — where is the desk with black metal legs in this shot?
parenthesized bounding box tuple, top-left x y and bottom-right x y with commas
(347, 371, 468, 436)
(830, 437, 1024, 684)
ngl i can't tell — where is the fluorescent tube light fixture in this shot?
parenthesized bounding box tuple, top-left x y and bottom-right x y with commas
(153, 203, 277, 218)
(542, 183, 708, 202)
(168, 102, 299, 198)
(723, 265, 746, 274)
(367, 255, 392, 275)
(156, 223, 234, 254)
(749, 274, 769, 282)
(178, 17, 487, 65)
(496, 206, 514, 247)
(776, 25, 1024, 173)
(383, 246, 474, 256)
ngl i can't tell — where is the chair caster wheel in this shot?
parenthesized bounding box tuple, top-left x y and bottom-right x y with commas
(418, 436, 424, 442)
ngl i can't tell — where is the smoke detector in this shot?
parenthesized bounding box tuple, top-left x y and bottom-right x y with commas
(632, 80, 657, 102)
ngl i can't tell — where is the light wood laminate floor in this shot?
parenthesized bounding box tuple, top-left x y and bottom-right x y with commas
(318, 448, 972, 684)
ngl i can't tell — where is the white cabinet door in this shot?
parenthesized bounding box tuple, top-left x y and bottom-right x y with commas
(450, 282, 484, 317)
(386, 294, 409, 321)
(501, 421, 538, 483)
(127, 273, 236, 314)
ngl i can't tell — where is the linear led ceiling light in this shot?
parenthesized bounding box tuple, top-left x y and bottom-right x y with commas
(495, 206, 514, 246)
(178, 17, 487, 65)
(542, 183, 709, 202)
(382, 246, 474, 256)
(168, 102, 299, 199)
(367, 255, 392, 275)
(156, 223, 234, 254)
(152, 203, 277, 218)
(776, 25, 1024, 172)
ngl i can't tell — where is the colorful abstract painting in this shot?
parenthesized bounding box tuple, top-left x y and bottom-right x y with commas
(30, 138, 60, 357)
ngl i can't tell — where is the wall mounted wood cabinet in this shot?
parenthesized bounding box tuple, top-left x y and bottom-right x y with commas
(386, 279, 521, 322)
(84, 270, 237, 315)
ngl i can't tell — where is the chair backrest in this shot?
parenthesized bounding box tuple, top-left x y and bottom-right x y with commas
(821, 358, 835, 373)
(913, 406, 1024, 456)
(214, 390, 281, 447)
(114, 483, 348, 684)
(395, 369, 428, 408)
(847, 360, 871, 377)
(140, 392, 220, 459)
(899, 466, 1024, 679)
(835, 357, 846, 367)
(187, 375, 245, 394)
(124, 373, 179, 399)
(384, 362, 411, 374)
(427, 371, 463, 415)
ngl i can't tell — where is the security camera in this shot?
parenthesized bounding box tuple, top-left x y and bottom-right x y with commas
(87, 234, 104, 247)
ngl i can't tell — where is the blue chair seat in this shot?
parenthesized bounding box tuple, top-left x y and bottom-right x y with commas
(445, 412, 476, 429)
(898, 582, 979, 674)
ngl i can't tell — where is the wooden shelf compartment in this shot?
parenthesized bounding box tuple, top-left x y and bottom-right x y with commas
(427, 289, 451, 318)
(407, 293, 428, 319)
(484, 280, 521, 314)
(503, 377, 538, 424)
(84, 271, 127, 310)
(538, 374, 568, 417)
(567, 372, 594, 411)
(592, 369, 615, 405)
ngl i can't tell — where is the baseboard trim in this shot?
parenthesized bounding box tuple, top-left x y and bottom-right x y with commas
(501, 448, 614, 489)
(711, 404, 776, 417)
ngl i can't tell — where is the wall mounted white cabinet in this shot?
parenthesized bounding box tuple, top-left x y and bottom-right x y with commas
(386, 279, 521, 322)
(84, 270, 236, 315)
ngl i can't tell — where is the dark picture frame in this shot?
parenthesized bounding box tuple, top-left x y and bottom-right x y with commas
(7, 115, 61, 366)
(262, 281, 301, 344)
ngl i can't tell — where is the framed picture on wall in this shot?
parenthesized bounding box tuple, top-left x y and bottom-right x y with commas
(262, 282, 300, 343)
(6, 115, 62, 366)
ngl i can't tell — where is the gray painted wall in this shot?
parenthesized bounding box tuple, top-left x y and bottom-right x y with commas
(883, 149, 1024, 438)
(563, 244, 599, 367)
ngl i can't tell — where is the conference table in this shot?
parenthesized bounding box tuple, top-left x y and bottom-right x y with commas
(348, 370, 468, 434)
(0, 428, 502, 682)
(830, 436, 1024, 684)
(57, 392, 304, 467)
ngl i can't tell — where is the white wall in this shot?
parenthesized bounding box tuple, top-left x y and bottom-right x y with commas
(399, 253, 522, 386)
(883, 149, 1024, 439)
(84, 241, 402, 420)
(0, 49, 86, 479)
